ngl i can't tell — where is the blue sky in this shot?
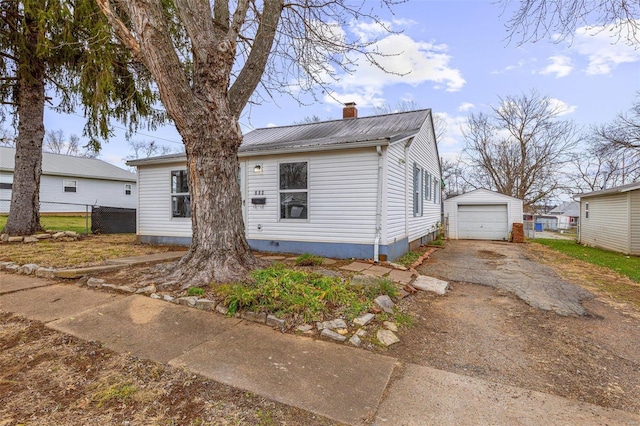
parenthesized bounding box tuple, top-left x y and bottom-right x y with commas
(41, 0, 640, 168)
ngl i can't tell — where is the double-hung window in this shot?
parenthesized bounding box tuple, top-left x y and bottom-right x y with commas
(171, 170, 191, 218)
(63, 179, 77, 193)
(279, 162, 308, 219)
(433, 177, 440, 204)
(0, 174, 12, 190)
(413, 163, 423, 216)
(124, 183, 132, 195)
(424, 171, 432, 201)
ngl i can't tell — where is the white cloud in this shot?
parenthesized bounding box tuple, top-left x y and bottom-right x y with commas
(491, 59, 528, 74)
(326, 33, 465, 107)
(573, 23, 640, 75)
(433, 112, 467, 152)
(549, 98, 577, 116)
(458, 102, 475, 112)
(539, 55, 573, 78)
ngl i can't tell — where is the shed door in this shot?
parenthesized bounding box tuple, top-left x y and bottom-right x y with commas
(457, 204, 508, 240)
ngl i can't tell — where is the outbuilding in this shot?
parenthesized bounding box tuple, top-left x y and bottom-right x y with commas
(579, 182, 640, 255)
(444, 189, 523, 240)
(128, 106, 443, 261)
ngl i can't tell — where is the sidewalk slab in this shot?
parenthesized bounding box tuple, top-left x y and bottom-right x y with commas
(0, 273, 53, 294)
(106, 251, 186, 265)
(375, 363, 640, 425)
(0, 283, 121, 322)
(49, 295, 242, 363)
(170, 321, 397, 425)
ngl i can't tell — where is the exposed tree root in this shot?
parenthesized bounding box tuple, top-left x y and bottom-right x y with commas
(148, 248, 266, 290)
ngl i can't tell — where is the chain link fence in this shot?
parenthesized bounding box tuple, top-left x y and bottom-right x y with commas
(1, 199, 135, 234)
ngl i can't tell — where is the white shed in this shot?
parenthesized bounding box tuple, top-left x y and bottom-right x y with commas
(579, 182, 640, 255)
(444, 189, 523, 240)
(128, 107, 443, 261)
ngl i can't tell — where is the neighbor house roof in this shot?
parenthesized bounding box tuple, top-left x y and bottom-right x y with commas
(579, 181, 640, 199)
(549, 201, 580, 217)
(0, 146, 136, 182)
(127, 109, 433, 166)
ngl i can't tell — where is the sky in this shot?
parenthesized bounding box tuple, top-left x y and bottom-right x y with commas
(38, 0, 640, 169)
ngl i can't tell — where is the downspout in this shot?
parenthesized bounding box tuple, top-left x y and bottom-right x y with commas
(374, 145, 383, 263)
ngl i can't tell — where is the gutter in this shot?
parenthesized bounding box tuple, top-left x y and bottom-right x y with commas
(374, 146, 384, 263)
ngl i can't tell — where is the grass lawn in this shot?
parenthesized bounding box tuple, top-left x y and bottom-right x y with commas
(533, 238, 640, 283)
(0, 215, 91, 234)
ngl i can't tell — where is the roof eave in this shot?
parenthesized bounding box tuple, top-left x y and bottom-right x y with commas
(238, 138, 390, 157)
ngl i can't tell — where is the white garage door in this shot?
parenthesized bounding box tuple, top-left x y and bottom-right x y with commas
(457, 204, 508, 240)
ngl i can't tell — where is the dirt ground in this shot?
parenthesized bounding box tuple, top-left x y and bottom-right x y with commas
(387, 242, 640, 415)
(2, 238, 640, 422)
(0, 311, 338, 425)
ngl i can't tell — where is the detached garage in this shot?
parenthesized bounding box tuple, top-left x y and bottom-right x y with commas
(445, 189, 523, 240)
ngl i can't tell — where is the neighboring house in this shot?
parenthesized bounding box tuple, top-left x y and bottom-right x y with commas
(579, 182, 640, 255)
(444, 189, 523, 240)
(0, 146, 136, 213)
(549, 201, 580, 229)
(128, 105, 442, 261)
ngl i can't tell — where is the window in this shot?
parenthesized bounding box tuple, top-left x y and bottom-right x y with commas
(171, 170, 191, 218)
(279, 162, 308, 219)
(433, 177, 440, 203)
(0, 174, 12, 190)
(413, 163, 423, 216)
(585, 202, 589, 219)
(63, 179, 77, 193)
(424, 170, 431, 201)
(124, 184, 132, 195)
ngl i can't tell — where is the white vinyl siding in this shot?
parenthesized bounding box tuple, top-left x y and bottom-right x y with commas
(245, 149, 379, 244)
(386, 142, 407, 243)
(137, 163, 192, 237)
(406, 117, 441, 242)
(580, 192, 633, 254)
(444, 189, 523, 240)
(631, 190, 640, 255)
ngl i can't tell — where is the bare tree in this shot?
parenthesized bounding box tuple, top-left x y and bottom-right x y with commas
(373, 100, 447, 142)
(126, 139, 178, 160)
(0, 127, 14, 147)
(502, 0, 640, 45)
(441, 156, 471, 199)
(44, 130, 97, 157)
(462, 91, 579, 209)
(293, 115, 326, 125)
(96, 0, 401, 287)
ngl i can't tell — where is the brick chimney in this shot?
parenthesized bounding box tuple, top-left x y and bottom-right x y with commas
(343, 102, 357, 119)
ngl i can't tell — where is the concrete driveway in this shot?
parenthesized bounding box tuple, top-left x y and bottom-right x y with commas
(418, 240, 593, 316)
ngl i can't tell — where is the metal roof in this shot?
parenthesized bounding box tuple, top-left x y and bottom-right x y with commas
(579, 181, 640, 198)
(0, 146, 136, 182)
(127, 109, 432, 166)
(239, 109, 431, 154)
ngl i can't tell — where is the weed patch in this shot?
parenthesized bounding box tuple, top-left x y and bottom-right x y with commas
(214, 264, 398, 323)
(294, 253, 323, 266)
(397, 251, 421, 267)
(187, 287, 205, 297)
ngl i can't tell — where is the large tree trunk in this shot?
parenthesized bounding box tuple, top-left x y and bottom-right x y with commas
(3, 13, 45, 236)
(163, 110, 261, 289)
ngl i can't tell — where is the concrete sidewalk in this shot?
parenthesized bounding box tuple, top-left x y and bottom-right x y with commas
(1, 272, 639, 425)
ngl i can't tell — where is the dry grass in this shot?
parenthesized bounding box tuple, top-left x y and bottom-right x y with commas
(527, 243, 640, 310)
(0, 234, 184, 268)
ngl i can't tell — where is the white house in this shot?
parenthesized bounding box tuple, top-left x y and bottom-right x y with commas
(549, 200, 580, 230)
(444, 189, 523, 240)
(0, 146, 137, 213)
(128, 106, 442, 261)
(579, 182, 640, 255)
